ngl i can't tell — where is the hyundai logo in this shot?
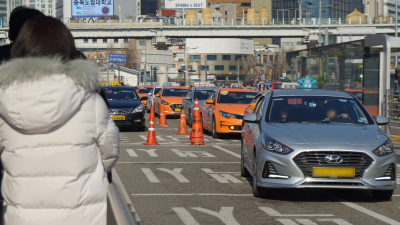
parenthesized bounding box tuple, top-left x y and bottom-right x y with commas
(324, 155, 343, 164)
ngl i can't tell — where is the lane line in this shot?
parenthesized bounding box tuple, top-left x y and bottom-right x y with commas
(212, 145, 241, 158)
(132, 193, 253, 196)
(338, 200, 400, 225)
(118, 162, 240, 164)
(259, 207, 333, 217)
(277, 219, 298, 225)
(126, 149, 138, 157)
(141, 168, 161, 183)
(172, 207, 200, 225)
(112, 168, 142, 225)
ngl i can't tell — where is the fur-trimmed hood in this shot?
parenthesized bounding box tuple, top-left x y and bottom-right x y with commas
(0, 57, 101, 134)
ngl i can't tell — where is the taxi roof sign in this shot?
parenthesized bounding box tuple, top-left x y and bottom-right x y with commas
(297, 77, 318, 89)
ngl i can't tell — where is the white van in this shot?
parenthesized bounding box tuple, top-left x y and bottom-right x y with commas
(281, 82, 298, 89)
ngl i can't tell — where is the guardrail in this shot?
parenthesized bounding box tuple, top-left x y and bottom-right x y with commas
(107, 183, 137, 225)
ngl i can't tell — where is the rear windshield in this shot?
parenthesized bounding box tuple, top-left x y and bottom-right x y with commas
(267, 96, 370, 124)
(194, 90, 214, 100)
(217, 91, 257, 104)
(138, 87, 153, 93)
(163, 89, 189, 97)
(104, 88, 138, 101)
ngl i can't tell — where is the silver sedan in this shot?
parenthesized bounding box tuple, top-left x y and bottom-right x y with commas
(146, 86, 162, 112)
(241, 89, 396, 200)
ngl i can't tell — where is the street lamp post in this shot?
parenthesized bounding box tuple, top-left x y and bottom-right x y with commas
(318, 0, 322, 46)
(185, 46, 198, 87)
(242, 9, 245, 25)
(237, 58, 240, 83)
(298, 1, 302, 25)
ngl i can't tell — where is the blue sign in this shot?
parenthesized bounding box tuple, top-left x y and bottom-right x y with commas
(108, 53, 126, 63)
(297, 77, 318, 89)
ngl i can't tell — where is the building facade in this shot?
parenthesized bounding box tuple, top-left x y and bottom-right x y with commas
(8, 0, 55, 20)
(141, 0, 157, 16)
(207, 0, 251, 19)
(210, 3, 237, 23)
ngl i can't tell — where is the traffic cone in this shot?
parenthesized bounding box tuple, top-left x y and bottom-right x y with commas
(189, 98, 204, 145)
(149, 104, 157, 123)
(177, 109, 189, 135)
(143, 120, 159, 145)
(158, 105, 169, 127)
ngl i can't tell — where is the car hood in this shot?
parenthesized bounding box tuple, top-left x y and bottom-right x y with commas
(138, 93, 148, 98)
(108, 100, 142, 109)
(162, 97, 184, 104)
(217, 104, 248, 115)
(263, 123, 387, 147)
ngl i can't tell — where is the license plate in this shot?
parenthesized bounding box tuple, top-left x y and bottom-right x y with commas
(312, 167, 355, 178)
(111, 116, 125, 120)
(175, 108, 181, 112)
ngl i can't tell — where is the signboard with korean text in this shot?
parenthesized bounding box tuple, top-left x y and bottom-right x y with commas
(72, 0, 113, 17)
(164, 0, 206, 9)
(108, 53, 126, 63)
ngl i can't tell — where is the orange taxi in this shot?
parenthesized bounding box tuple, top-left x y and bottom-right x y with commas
(137, 86, 154, 107)
(201, 88, 258, 138)
(154, 86, 190, 117)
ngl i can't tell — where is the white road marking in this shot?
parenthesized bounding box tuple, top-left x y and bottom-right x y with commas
(202, 168, 239, 174)
(338, 200, 400, 225)
(141, 168, 160, 183)
(171, 149, 216, 158)
(131, 193, 253, 196)
(139, 135, 166, 141)
(136, 149, 158, 157)
(157, 168, 189, 183)
(118, 162, 240, 164)
(112, 168, 142, 225)
(138, 135, 148, 141)
(126, 149, 138, 157)
(296, 219, 318, 225)
(172, 208, 200, 225)
(212, 145, 241, 158)
(317, 219, 352, 225)
(202, 168, 242, 183)
(191, 207, 240, 225)
(259, 207, 334, 217)
(277, 219, 298, 225)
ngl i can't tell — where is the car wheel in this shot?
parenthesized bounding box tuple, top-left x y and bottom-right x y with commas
(137, 126, 146, 131)
(372, 190, 393, 200)
(188, 110, 193, 127)
(252, 152, 266, 198)
(212, 117, 221, 139)
(241, 143, 251, 177)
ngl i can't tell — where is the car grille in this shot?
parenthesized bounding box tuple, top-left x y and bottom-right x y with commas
(293, 151, 374, 178)
(108, 108, 133, 116)
(170, 104, 181, 111)
(301, 182, 364, 186)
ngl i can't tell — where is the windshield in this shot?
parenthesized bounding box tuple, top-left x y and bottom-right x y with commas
(267, 96, 371, 124)
(217, 91, 257, 104)
(155, 88, 162, 94)
(138, 87, 153, 94)
(104, 88, 138, 101)
(163, 89, 189, 97)
(273, 83, 282, 89)
(195, 90, 214, 100)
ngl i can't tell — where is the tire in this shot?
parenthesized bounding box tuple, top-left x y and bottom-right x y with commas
(252, 152, 266, 198)
(372, 190, 393, 200)
(241, 143, 251, 177)
(212, 117, 221, 139)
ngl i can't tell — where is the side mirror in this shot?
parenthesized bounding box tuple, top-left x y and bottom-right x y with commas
(243, 113, 258, 123)
(184, 96, 192, 100)
(375, 116, 389, 125)
(249, 103, 256, 110)
(205, 99, 214, 104)
(148, 93, 152, 96)
(155, 94, 160, 97)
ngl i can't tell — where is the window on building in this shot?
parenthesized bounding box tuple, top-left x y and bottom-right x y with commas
(215, 65, 224, 70)
(283, 42, 293, 46)
(201, 65, 209, 70)
(41, 9, 45, 13)
(93, 39, 97, 43)
(103, 39, 107, 43)
(48, 9, 52, 14)
(139, 40, 145, 45)
(181, 65, 186, 70)
(189, 55, 200, 60)
(41, 4, 45, 8)
(30, 0, 34, 3)
(124, 38, 128, 43)
(84, 39, 88, 43)
(225, 11, 227, 15)
(114, 39, 118, 43)
(48, 4, 52, 8)
(235, 55, 242, 61)
(29, 4, 35, 7)
(295, 42, 302, 45)
(229, 65, 237, 70)
(41, 0, 44, 2)
(48, 0, 52, 2)
(207, 55, 217, 60)
(222, 55, 231, 60)
(215, 7, 220, 11)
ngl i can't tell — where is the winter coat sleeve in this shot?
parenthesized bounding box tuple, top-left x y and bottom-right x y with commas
(95, 93, 120, 173)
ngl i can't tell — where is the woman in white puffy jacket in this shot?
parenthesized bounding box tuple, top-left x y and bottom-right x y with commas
(0, 17, 119, 225)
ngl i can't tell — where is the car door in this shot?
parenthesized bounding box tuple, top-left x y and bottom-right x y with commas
(154, 88, 162, 113)
(210, 90, 218, 122)
(202, 91, 215, 129)
(247, 96, 266, 171)
(182, 90, 192, 118)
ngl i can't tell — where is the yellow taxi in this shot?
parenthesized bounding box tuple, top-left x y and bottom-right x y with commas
(154, 86, 190, 117)
(201, 88, 258, 138)
(137, 86, 154, 107)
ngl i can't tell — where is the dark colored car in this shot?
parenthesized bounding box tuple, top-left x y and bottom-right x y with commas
(182, 87, 215, 127)
(102, 86, 146, 131)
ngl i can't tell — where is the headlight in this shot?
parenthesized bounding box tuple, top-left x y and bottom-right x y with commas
(132, 105, 144, 113)
(373, 139, 394, 157)
(219, 110, 242, 119)
(261, 136, 293, 154)
(161, 100, 169, 105)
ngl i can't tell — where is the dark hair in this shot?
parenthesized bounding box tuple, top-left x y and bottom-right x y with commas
(11, 16, 77, 60)
(9, 6, 45, 42)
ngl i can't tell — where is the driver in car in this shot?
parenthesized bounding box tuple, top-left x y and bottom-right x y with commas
(325, 107, 349, 121)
